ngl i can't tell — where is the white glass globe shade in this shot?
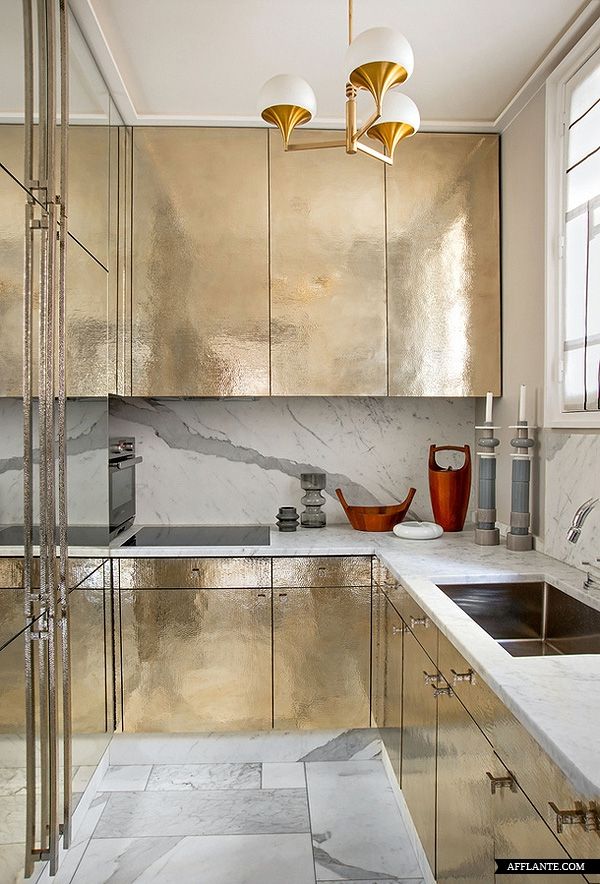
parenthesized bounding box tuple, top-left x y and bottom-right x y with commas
(378, 92, 420, 132)
(345, 27, 414, 82)
(257, 74, 317, 119)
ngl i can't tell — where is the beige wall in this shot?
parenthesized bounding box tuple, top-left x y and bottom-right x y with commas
(476, 87, 546, 536)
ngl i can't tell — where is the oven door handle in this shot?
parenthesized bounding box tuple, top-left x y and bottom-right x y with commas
(110, 456, 143, 471)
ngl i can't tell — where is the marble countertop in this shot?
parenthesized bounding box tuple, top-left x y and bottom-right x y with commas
(2, 524, 599, 796)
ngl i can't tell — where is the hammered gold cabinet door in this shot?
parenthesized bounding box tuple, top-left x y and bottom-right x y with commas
(269, 130, 387, 395)
(492, 762, 587, 883)
(273, 585, 371, 729)
(121, 588, 272, 732)
(401, 628, 438, 876)
(376, 596, 403, 782)
(387, 133, 500, 396)
(69, 587, 111, 734)
(436, 688, 495, 883)
(132, 128, 270, 396)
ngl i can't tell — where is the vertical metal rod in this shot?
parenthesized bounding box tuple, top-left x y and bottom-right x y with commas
(22, 0, 36, 875)
(35, 0, 50, 859)
(57, 0, 72, 848)
(44, 0, 60, 872)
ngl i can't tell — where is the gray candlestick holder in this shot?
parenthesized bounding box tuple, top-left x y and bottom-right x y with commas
(300, 472, 326, 528)
(475, 422, 500, 546)
(506, 422, 535, 551)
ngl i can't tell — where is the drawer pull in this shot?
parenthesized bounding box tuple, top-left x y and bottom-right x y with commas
(278, 592, 288, 601)
(487, 772, 517, 795)
(410, 614, 430, 629)
(432, 683, 453, 698)
(549, 801, 600, 834)
(451, 668, 476, 685)
(257, 592, 267, 599)
(423, 671, 442, 686)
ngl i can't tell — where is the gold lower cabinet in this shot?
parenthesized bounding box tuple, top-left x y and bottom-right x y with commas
(400, 628, 438, 875)
(436, 683, 496, 883)
(376, 595, 403, 781)
(492, 759, 587, 883)
(273, 585, 371, 729)
(120, 587, 272, 732)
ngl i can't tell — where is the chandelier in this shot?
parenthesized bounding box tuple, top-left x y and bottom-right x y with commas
(258, 0, 420, 165)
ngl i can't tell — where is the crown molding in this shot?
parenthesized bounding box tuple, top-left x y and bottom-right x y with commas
(494, 0, 600, 132)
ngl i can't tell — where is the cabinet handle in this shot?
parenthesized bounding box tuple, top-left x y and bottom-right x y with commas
(451, 668, 476, 685)
(487, 772, 517, 794)
(278, 592, 288, 601)
(410, 614, 430, 629)
(423, 671, 442, 686)
(432, 683, 453, 698)
(549, 802, 600, 834)
(257, 592, 267, 599)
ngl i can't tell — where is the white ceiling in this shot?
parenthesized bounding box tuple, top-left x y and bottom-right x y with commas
(73, 0, 599, 128)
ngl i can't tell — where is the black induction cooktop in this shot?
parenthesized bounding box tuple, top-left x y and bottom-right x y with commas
(0, 525, 109, 546)
(123, 526, 271, 547)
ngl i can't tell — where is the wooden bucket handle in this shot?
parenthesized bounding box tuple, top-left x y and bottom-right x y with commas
(429, 444, 471, 471)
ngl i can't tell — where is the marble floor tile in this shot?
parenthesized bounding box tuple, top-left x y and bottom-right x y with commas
(306, 761, 422, 881)
(0, 768, 26, 797)
(94, 789, 310, 838)
(262, 762, 306, 789)
(146, 762, 261, 791)
(70, 834, 316, 884)
(109, 730, 374, 765)
(99, 766, 152, 792)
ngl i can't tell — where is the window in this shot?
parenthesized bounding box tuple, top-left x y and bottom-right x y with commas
(546, 23, 600, 427)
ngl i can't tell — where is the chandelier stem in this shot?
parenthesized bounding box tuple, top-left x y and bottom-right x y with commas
(348, 0, 353, 45)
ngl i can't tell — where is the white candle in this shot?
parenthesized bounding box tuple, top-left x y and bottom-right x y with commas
(518, 384, 527, 422)
(485, 391, 493, 424)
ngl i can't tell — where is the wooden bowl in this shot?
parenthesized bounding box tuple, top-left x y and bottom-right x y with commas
(336, 487, 416, 532)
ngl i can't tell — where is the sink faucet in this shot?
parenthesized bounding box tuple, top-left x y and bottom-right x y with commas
(566, 498, 600, 590)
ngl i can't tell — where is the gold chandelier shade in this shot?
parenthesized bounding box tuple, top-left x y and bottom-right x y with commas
(367, 119, 415, 156)
(261, 104, 312, 149)
(348, 61, 409, 111)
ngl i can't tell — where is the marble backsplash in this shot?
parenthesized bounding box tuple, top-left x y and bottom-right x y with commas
(0, 398, 108, 525)
(543, 431, 600, 569)
(109, 397, 477, 526)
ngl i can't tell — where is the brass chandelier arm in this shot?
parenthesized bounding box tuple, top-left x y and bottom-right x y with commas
(354, 107, 381, 143)
(356, 140, 392, 165)
(286, 139, 346, 152)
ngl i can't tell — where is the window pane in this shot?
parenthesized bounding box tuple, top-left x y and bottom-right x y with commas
(568, 53, 600, 123)
(568, 102, 600, 168)
(564, 210, 587, 342)
(566, 148, 600, 211)
(586, 342, 600, 410)
(563, 344, 586, 411)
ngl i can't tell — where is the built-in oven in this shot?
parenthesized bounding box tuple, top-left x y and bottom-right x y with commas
(109, 437, 142, 538)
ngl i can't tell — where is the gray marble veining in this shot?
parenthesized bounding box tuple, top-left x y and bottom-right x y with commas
(146, 763, 261, 791)
(109, 397, 475, 526)
(94, 789, 310, 838)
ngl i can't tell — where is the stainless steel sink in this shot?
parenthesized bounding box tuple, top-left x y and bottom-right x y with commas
(437, 582, 600, 656)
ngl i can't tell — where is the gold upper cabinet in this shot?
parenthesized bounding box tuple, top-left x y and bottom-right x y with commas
(269, 130, 387, 396)
(386, 133, 501, 396)
(132, 128, 270, 397)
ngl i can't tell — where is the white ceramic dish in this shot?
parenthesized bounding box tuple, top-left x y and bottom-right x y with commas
(393, 521, 444, 540)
